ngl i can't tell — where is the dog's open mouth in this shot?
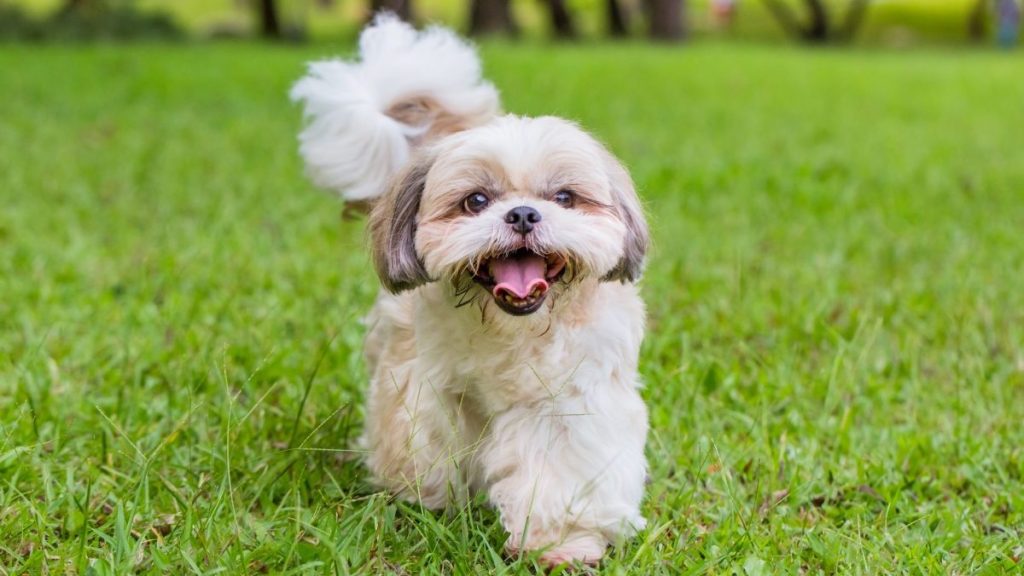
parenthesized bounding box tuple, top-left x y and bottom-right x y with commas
(472, 249, 568, 316)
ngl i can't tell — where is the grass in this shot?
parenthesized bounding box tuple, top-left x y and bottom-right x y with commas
(1, 40, 1023, 574)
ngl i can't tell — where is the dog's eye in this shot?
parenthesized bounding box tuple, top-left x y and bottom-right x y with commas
(463, 192, 490, 214)
(553, 189, 575, 208)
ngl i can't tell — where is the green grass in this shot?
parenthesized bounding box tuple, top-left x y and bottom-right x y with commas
(2, 42, 1023, 574)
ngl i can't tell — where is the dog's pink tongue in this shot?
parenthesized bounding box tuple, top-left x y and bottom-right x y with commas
(491, 254, 549, 299)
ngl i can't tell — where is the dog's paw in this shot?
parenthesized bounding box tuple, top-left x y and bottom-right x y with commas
(535, 533, 607, 568)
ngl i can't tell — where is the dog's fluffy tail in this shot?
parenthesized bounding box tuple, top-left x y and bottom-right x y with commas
(290, 14, 500, 202)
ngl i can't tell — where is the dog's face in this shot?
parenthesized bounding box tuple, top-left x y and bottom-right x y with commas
(370, 116, 648, 316)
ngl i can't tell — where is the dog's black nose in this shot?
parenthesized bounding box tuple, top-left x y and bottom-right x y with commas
(505, 206, 541, 234)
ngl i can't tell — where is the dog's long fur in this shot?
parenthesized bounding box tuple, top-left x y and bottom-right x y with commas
(292, 15, 650, 566)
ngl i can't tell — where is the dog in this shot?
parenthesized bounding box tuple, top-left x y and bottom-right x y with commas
(291, 15, 650, 566)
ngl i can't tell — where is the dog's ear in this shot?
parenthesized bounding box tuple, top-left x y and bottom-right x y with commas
(599, 149, 650, 283)
(369, 151, 435, 292)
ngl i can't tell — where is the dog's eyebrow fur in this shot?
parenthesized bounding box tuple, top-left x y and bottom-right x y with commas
(555, 189, 614, 211)
(435, 186, 507, 220)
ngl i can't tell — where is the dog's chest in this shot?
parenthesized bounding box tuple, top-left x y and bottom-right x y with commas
(423, 317, 582, 411)
(415, 287, 621, 414)
(472, 332, 581, 411)
(411, 281, 643, 413)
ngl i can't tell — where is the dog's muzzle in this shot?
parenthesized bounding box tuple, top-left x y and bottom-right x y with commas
(472, 248, 567, 315)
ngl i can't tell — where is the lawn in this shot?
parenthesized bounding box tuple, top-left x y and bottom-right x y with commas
(1, 41, 1023, 574)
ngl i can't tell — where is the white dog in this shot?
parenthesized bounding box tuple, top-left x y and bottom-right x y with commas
(291, 15, 650, 566)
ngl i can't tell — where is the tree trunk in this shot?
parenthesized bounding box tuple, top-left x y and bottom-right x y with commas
(607, 0, 630, 37)
(802, 0, 829, 42)
(647, 0, 684, 40)
(469, 0, 518, 36)
(371, 0, 414, 21)
(967, 0, 988, 42)
(763, 0, 871, 44)
(546, 0, 576, 38)
(257, 0, 281, 38)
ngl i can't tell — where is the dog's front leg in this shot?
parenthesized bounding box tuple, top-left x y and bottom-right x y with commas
(480, 395, 648, 566)
(362, 362, 468, 509)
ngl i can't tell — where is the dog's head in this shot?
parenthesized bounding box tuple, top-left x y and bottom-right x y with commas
(369, 115, 648, 316)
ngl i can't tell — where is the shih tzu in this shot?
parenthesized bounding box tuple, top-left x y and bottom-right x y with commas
(291, 15, 650, 566)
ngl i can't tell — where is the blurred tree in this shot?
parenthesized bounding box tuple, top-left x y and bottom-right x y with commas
(967, 0, 988, 41)
(371, 0, 414, 21)
(46, 0, 182, 39)
(256, 0, 281, 38)
(546, 0, 577, 38)
(762, 0, 871, 43)
(469, 0, 518, 35)
(647, 0, 686, 40)
(60, 0, 90, 13)
(607, 0, 630, 36)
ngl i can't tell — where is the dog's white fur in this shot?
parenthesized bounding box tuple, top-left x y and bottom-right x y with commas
(292, 15, 650, 566)
(290, 17, 499, 201)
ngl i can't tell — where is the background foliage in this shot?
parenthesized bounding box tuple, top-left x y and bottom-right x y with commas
(1, 0, 1020, 45)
